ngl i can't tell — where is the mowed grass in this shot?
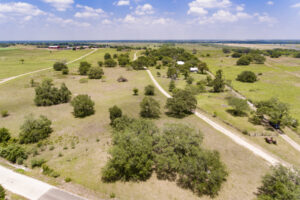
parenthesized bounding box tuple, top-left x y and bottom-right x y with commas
(150, 66, 300, 167)
(197, 48, 300, 125)
(0, 47, 92, 79)
(0, 52, 271, 200)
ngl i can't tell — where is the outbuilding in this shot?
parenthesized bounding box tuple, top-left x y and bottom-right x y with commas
(190, 67, 199, 72)
(48, 46, 60, 49)
(177, 61, 185, 65)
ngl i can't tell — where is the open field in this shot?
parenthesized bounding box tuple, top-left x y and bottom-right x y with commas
(0, 47, 273, 200)
(0, 47, 93, 79)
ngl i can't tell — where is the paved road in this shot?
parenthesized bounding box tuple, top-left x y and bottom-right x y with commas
(0, 49, 98, 85)
(145, 68, 287, 166)
(0, 165, 86, 200)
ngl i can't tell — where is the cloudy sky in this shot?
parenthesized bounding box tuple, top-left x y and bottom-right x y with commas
(0, 0, 300, 40)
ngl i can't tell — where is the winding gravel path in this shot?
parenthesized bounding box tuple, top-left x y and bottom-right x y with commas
(144, 63, 286, 166)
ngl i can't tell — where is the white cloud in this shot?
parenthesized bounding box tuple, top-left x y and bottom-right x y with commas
(152, 18, 171, 25)
(102, 19, 112, 24)
(74, 4, 104, 18)
(116, 0, 130, 6)
(195, 10, 251, 24)
(188, 7, 208, 15)
(43, 0, 74, 11)
(291, 3, 300, 8)
(123, 14, 136, 23)
(267, 1, 274, 6)
(47, 15, 90, 27)
(236, 5, 244, 11)
(254, 13, 277, 25)
(135, 4, 154, 15)
(0, 2, 45, 16)
(188, 0, 231, 15)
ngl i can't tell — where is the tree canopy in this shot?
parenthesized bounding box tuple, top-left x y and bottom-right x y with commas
(140, 97, 161, 118)
(71, 95, 95, 118)
(165, 89, 197, 117)
(257, 165, 300, 200)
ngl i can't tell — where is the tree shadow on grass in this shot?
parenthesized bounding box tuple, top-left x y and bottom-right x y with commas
(226, 109, 248, 117)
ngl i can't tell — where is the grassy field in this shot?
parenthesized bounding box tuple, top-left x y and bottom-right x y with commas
(0, 48, 273, 200)
(0, 47, 93, 79)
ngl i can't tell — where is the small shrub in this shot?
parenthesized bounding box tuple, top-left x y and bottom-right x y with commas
(19, 115, 52, 144)
(62, 67, 69, 75)
(186, 76, 194, 85)
(49, 146, 55, 151)
(71, 95, 95, 118)
(109, 106, 122, 125)
(144, 85, 155, 96)
(79, 78, 88, 84)
(0, 128, 11, 143)
(31, 159, 46, 168)
(16, 157, 24, 165)
(133, 88, 139, 96)
(110, 193, 116, 198)
(98, 61, 103, 67)
(1, 110, 8, 118)
(42, 164, 60, 178)
(78, 61, 91, 75)
(157, 72, 161, 77)
(88, 67, 104, 79)
(53, 62, 67, 71)
(169, 80, 175, 92)
(65, 177, 72, 182)
(236, 71, 257, 83)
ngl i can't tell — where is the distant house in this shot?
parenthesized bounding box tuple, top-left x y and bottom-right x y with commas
(48, 46, 60, 50)
(190, 67, 199, 72)
(177, 61, 185, 65)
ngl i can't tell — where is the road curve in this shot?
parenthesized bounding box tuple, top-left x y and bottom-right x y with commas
(145, 68, 286, 167)
(0, 49, 98, 85)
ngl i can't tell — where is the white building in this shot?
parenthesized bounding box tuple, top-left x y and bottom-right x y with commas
(190, 67, 199, 72)
(177, 61, 185, 65)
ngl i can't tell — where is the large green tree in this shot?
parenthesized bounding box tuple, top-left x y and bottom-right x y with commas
(257, 165, 300, 200)
(165, 89, 197, 117)
(140, 97, 161, 118)
(212, 70, 225, 93)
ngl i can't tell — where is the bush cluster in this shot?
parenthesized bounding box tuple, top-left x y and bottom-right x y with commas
(236, 71, 257, 83)
(88, 67, 104, 79)
(34, 79, 72, 106)
(71, 95, 95, 118)
(0, 128, 11, 143)
(0, 144, 27, 163)
(53, 62, 67, 71)
(19, 115, 53, 144)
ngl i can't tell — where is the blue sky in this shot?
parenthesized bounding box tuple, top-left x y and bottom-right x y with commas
(0, 0, 300, 40)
